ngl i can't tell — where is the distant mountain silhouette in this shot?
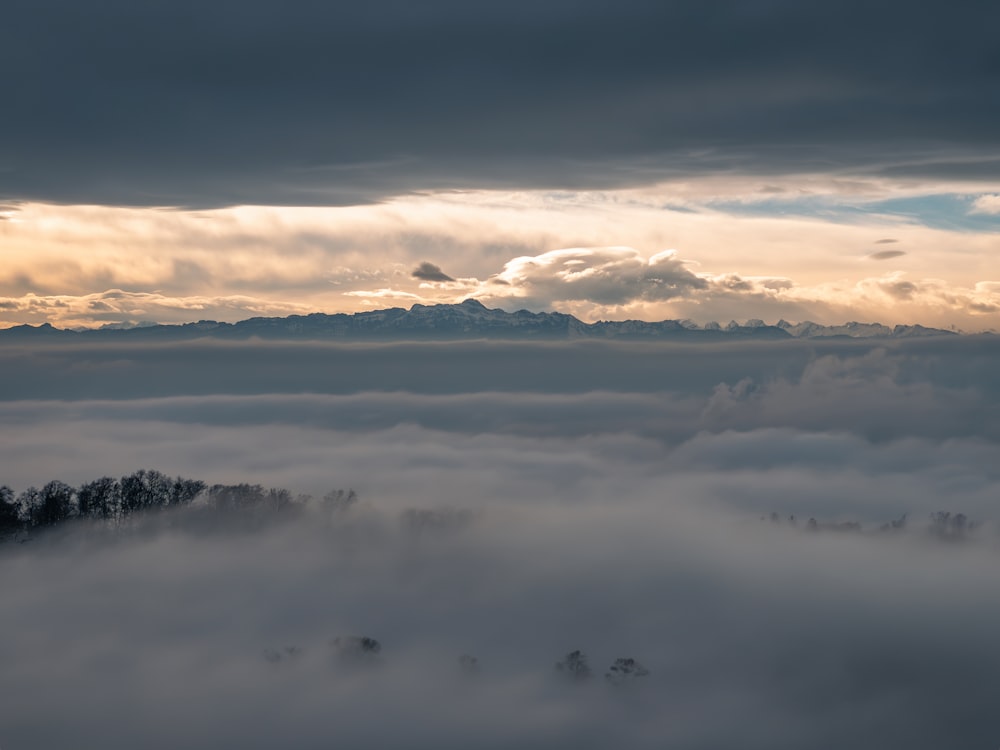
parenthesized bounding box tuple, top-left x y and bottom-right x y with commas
(0, 299, 961, 342)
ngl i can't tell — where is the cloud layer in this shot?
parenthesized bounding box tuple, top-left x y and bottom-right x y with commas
(2, 337, 1000, 748)
(3, 196, 998, 331)
(3, 0, 1000, 206)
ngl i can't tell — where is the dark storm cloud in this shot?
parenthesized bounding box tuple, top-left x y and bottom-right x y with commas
(2, 0, 999, 206)
(412, 261, 455, 282)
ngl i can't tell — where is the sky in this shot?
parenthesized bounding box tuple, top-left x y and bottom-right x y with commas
(2, 0, 1000, 330)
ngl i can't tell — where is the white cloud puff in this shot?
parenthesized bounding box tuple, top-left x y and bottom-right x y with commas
(970, 194, 1000, 214)
(479, 247, 708, 307)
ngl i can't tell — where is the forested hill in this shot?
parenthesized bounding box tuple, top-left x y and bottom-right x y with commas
(0, 469, 357, 541)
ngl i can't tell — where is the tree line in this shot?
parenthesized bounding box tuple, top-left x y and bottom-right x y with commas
(762, 510, 983, 541)
(0, 469, 342, 541)
(266, 639, 652, 687)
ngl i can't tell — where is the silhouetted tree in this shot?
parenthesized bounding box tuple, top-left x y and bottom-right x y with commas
(605, 657, 650, 686)
(22, 481, 75, 528)
(879, 513, 907, 533)
(207, 483, 266, 513)
(555, 650, 592, 683)
(1, 470, 303, 543)
(77, 476, 120, 521)
(17, 487, 39, 528)
(120, 469, 174, 519)
(264, 487, 294, 514)
(331, 635, 382, 666)
(169, 477, 205, 507)
(323, 489, 358, 517)
(0, 485, 22, 537)
(929, 511, 978, 541)
(42, 480, 75, 525)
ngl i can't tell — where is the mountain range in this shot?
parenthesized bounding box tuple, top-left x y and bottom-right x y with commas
(0, 299, 962, 342)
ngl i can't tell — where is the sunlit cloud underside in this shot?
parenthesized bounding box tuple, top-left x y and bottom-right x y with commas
(2, 183, 999, 331)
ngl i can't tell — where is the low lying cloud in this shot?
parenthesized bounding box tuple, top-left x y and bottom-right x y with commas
(852, 272, 1000, 316)
(342, 288, 425, 304)
(5, 482, 1000, 750)
(5, 484, 1000, 749)
(2, 336, 1000, 748)
(970, 194, 1000, 215)
(867, 249, 906, 260)
(2, 337, 999, 482)
(0, 290, 313, 328)
(411, 261, 455, 282)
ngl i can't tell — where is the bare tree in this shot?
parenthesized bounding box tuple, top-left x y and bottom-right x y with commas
(331, 635, 382, 666)
(555, 650, 592, 683)
(323, 489, 358, 516)
(170, 477, 205, 507)
(77, 477, 120, 522)
(0, 485, 22, 538)
(119, 469, 175, 519)
(22, 481, 76, 528)
(929, 511, 979, 541)
(605, 657, 650, 686)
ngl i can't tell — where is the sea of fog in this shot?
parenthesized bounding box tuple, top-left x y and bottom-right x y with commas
(2, 337, 999, 749)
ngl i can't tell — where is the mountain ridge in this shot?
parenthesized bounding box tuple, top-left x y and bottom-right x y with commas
(0, 299, 965, 342)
